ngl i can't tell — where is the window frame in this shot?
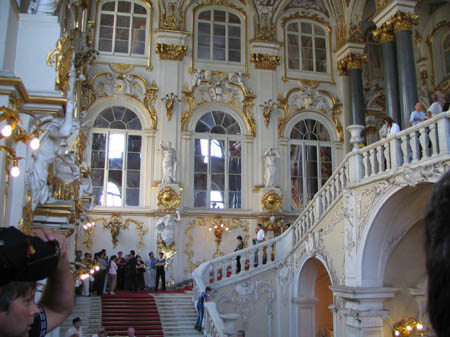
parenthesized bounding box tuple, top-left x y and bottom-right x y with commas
(282, 17, 333, 84)
(192, 5, 248, 74)
(95, 0, 152, 68)
(287, 118, 335, 211)
(191, 111, 244, 210)
(89, 108, 144, 209)
(443, 32, 450, 77)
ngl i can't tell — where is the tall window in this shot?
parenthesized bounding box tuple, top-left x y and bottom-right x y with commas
(193, 111, 242, 209)
(196, 9, 242, 63)
(287, 21, 327, 73)
(290, 119, 332, 210)
(91, 106, 142, 207)
(444, 33, 450, 76)
(97, 0, 148, 56)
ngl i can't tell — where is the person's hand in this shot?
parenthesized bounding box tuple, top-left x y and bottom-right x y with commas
(34, 228, 67, 257)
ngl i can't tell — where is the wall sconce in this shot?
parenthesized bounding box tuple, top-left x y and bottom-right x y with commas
(259, 99, 277, 128)
(82, 219, 96, 252)
(393, 318, 424, 336)
(209, 220, 230, 257)
(161, 93, 180, 121)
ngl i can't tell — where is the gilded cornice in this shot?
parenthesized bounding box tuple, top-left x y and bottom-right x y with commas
(250, 53, 280, 71)
(372, 24, 395, 43)
(391, 11, 419, 33)
(155, 43, 188, 61)
(337, 53, 368, 76)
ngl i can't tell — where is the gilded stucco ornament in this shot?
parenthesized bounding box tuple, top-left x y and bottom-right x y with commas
(109, 63, 134, 74)
(184, 217, 249, 273)
(47, 33, 74, 95)
(372, 24, 395, 43)
(160, 1, 184, 30)
(181, 70, 257, 136)
(391, 11, 419, 33)
(250, 53, 280, 70)
(93, 214, 144, 248)
(155, 43, 188, 61)
(262, 190, 282, 212)
(19, 191, 33, 235)
(135, 220, 148, 255)
(157, 186, 181, 211)
(161, 93, 181, 121)
(260, 99, 276, 128)
(348, 24, 364, 43)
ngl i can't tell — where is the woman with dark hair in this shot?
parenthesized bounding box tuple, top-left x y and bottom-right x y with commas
(383, 117, 400, 137)
(135, 256, 146, 291)
(234, 236, 244, 273)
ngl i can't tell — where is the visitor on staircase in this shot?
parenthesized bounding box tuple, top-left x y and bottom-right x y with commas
(136, 256, 146, 291)
(65, 317, 83, 337)
(155, 252, 166, 291)
(195, 287, 212, 332)
(107, 255, 117, 295)
(145, 251, 156, 291)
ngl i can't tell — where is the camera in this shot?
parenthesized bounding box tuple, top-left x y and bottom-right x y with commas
(0, 227, 60, 285)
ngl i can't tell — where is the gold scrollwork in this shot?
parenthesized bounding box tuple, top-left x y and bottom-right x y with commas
(184, 217, 249, 274)
(250, 53, 280, 70)
(46, 33, 74, 95)
(332, 105, 344, 142)
(143, 81, 159, 130)
(337, 53, 368, 76)
(243, 95, 256, 136)
(109, 63, 134, 74)
(372, 24, 395, 44)
(83, 224, 95, 252)
(157, 186, 181, 211)
(161, 93, 181, 121)
(181, 85, 195, 131)
(277, 93, 290, 138)
(391, 11, 419, 33)
(94, 213, 146, 248)
(255, 13, 276, 41)
(19, 191, 33, 235)
(155, 43, 188, 61)
(135, 220, 148, 255)
(262, 190, 283, 212)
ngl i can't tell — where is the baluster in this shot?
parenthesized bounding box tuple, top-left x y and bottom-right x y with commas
(369, 148, 376, 175)
(250, 249, 258, 269)
(362, 151, 370, 178)
(272, 242, 276, 261)
(390, 137, 402, 169)
(376, 146, 384, 173)
(384, 142, 391, 171)
(419, 127, 429, 159)
(258, 248, 264, 267)
(429, 123, 438, 156)
(266, 244, 273, 263)
(401, 134, 410, 165)
(231, 257, 237, 276)
(410, 131, 420, 162)
(221, 261, 227, 280)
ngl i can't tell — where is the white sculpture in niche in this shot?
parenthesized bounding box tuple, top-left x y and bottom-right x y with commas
(27, 69, 79, 210)
(28, 0, 57, 14)
(288, 86, 333, 113)
(160, 141, 177, 184)
(156, 211, 181, 246)
(264, 147, 280, 188)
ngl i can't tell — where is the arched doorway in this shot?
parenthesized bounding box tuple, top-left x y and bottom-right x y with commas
(296, 257, 333, 337)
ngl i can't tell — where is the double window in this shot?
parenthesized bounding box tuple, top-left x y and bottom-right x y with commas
(289, 119, 332, 210)
(196, 9, 242, 63)
(193, 111, 242, 209)
(97, 0, 148, 56)
(286, 21, 328, 73)
(90, 106, 143, 207)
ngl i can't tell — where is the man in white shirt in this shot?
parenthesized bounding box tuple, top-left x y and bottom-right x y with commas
(408, 102, 427, 127)
(65, 317, 83, 337)
(427, 94, 444, 118)
(254, 224, 265, 266)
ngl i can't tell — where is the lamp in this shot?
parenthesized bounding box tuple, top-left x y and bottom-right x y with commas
(393, 318, 424, 336)
(209, 218, 230, 258)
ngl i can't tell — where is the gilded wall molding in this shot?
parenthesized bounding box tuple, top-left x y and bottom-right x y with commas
(181, 70, 257, 136)
(250, 53, 280, 70)
(184, 217, 249, 273)
(82, 72, 158, 129)
(93, 213, 144, 249)
(46, 33, 74, 95)
(155, 43, 188, 61)
(277, 86, 343, 141)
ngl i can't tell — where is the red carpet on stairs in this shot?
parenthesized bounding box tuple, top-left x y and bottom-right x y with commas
(102, 291, 164, 337)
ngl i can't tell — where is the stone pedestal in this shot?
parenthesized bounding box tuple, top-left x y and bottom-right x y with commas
(221, 313, 240, 337)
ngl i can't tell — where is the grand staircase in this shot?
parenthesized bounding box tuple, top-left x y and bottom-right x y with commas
(152, 290, 202, 337)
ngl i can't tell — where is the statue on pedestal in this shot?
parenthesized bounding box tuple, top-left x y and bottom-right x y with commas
(264, 147, 280, 188)
(160, 141, 177, 184)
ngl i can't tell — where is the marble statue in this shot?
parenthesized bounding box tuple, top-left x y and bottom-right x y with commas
(28, 0, 57, 14)
(156, 211, 181, 246)
(264, 147, 280, 188)
(28, 69, 78, 210)
(160, 141, 177, 184)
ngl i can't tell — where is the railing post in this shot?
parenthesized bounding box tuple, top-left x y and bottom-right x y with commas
(390, 137, 402, 169)
(437, 113, 450, 154)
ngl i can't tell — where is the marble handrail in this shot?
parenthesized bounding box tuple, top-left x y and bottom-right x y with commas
(192, 111, 450, 337)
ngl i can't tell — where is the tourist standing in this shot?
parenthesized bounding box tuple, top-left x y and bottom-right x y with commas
(195, 287, 212, 332)
(145, 252, 156, 290)
(107, 255, 117, 295)
(155, 252, 166, 291)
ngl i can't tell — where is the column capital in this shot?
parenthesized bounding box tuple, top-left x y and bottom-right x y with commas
(337, 53, 368, 76)
(390, 11, 419, 33)
(154, 29, 190, 61)
(372, 0, 418, 27)
(372, 25, 395, 43)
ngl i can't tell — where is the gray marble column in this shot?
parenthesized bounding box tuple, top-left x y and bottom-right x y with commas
(349, 68, 365, 127)
(396, 29, 418, 130)
(381, 40, 401, 124)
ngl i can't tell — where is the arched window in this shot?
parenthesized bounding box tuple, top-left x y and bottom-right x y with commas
(289, 119, 332, 210)
(90, 106, 143, 207)
(97, 0, 148, 56)
(193, 111, 242, 209)
(286, 21, 328, 73)
(196, 8, 242, 63)
(444, 33, 450, 76)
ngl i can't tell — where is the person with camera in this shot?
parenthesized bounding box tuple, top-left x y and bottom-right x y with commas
(0, 226, 74, 337)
